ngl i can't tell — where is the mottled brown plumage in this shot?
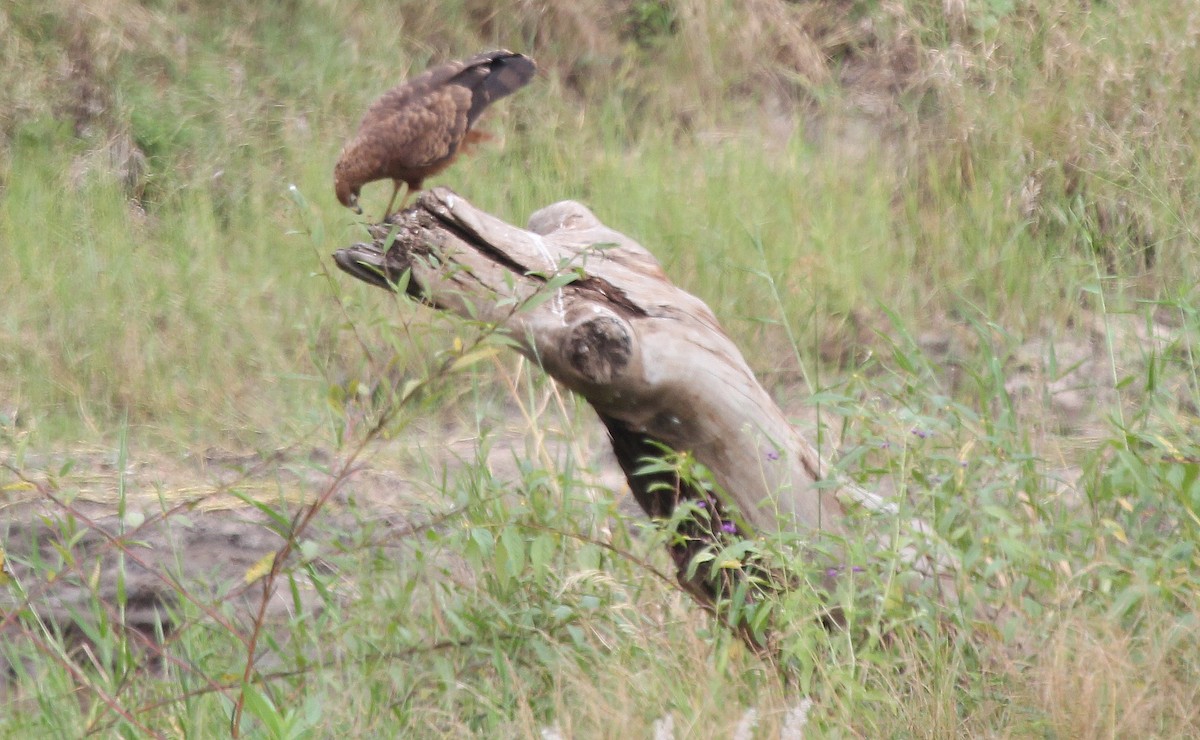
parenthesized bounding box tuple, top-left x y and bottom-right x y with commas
(334, 50, 536, 220)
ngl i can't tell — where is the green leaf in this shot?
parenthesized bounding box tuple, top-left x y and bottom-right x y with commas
(500, 526, 526, 578)
(230, 488, 293, 532)
(530, 534, 555, 576)
(240, 683, 284, 736)
(470, 527, 495, 553)
(686, 550, 715, 580)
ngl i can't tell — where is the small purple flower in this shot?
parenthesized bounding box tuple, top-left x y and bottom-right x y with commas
(826, 565, 865, 579)
(695, 500, 707, 508)
(720, 521, 737, 534)
(765, 448, 780, 462)
(911, 428, 930, 439)
(879, 441, 891, 450)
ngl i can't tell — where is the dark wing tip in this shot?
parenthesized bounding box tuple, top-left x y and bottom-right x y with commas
(491, 52, 537, 89)
(466, 49, 534, 67)
(461, 51, 537, 125)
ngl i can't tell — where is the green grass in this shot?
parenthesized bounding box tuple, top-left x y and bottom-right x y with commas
(3, 0, 1200, 736)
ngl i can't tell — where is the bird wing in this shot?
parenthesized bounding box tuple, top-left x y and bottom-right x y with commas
(360, 50, 535, 133)
(457, 52, 537, 127)
(360, 58, 468, 131)
(372, 86, 473, 172)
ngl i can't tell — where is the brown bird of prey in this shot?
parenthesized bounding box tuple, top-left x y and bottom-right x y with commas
(334, 49, 536, 220)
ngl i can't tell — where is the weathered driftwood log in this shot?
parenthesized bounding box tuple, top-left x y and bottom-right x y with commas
(334, 187, 954, 618)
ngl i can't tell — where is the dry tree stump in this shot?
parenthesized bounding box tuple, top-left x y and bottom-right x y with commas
(334, 187, 955, 638)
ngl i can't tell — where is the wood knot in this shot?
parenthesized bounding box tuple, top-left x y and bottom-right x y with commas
(565, 316, 632, 384)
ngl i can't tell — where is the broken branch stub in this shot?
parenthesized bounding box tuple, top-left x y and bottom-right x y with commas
(333, 187, 953, 609)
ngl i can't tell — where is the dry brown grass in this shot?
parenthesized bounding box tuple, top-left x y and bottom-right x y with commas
(1023, 615, 1200, 738)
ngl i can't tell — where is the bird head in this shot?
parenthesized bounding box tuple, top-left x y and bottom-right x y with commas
(333, 167, 363, 214)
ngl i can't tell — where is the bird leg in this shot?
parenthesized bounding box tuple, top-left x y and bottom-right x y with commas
(382, 181, 403, 221)
(382, 180, 421, 222)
